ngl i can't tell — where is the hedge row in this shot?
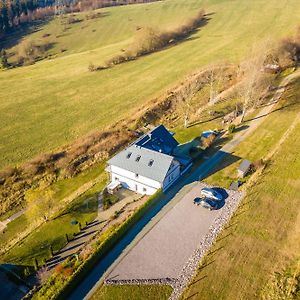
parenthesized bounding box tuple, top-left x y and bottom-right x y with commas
(34, 189, 163, 300)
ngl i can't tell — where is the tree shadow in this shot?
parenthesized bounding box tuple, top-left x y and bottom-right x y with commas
(0, 19, 51, 50)
(72, 229, 98, 241)
(184, 291, 199, 300)
(201, 150, 241, 179)
(187, 114, 224, 128)
(216, 232, 233, 243)
(188, 275, 207, 287)
(233, 124, 249, 133)
(207, 246, 224, 257)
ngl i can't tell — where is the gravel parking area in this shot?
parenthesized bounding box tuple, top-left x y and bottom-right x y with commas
(105, 182, 243, 298)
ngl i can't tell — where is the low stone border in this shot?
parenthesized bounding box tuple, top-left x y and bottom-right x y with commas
(106, 277, 177, 286)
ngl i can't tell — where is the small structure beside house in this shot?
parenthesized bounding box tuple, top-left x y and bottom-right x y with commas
(106, 125, 192, 195)
(237, 159, 252, 178)
(229, 180, 241, 191)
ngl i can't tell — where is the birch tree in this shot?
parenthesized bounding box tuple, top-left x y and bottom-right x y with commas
(237, 44, 274, 123)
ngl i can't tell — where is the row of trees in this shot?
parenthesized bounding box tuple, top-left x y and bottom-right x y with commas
(89, 9, 206, 70)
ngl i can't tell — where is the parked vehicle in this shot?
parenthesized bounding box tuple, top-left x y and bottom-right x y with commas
(201, 187, 223, 201)
(193, 197, 203, 205)
(199, 198, 218, 210)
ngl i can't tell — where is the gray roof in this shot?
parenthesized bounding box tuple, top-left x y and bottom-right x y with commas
(238, 160, 252, 173)
(107, 145, 174, 183)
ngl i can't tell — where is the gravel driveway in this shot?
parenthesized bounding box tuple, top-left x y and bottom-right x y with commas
(105, 182, 243, 298)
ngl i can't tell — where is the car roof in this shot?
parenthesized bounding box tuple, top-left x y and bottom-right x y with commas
(202, 187, 212, 191)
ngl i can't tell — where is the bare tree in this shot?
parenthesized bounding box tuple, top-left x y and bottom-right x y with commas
(237, 42, 275, 123)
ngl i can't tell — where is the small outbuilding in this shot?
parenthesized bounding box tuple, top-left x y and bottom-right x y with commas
(237, 159, 252, 178)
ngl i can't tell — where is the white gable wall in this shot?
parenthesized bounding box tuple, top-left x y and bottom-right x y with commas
(163, 160, 181, 191)
(110, 165, 161, 195)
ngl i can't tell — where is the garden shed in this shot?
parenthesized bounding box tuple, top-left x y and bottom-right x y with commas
(238, 160, 252, 178)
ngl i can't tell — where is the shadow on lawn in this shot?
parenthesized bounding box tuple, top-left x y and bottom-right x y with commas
(201, 150, 241, 180)
(0, 263, 36, 296)
(0, 19, 51, 50)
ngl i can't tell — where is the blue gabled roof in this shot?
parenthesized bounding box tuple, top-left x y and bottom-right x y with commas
(135, 125, 178, 155)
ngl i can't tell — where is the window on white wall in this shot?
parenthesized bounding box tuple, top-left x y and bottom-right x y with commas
(143, 187, 147, 192)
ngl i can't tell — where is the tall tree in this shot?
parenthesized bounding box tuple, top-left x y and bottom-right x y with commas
(0, 49, 9, 68)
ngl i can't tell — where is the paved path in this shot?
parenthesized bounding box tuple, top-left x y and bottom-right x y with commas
(75, 70, 300, 300)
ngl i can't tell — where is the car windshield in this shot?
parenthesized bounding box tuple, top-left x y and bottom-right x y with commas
(205, 199, 216, 206)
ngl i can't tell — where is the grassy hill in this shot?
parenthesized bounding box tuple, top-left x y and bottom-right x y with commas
(1, 0, 300, 169)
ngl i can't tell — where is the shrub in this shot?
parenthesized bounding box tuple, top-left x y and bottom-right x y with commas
(85, 12, 102, 20)
(253, 159, 266, 171)
(88, 62, 96, 72)
(16, 39, 52, 65)
(66, 17, 81, 24)
(228, 124, 236, 134)
(0, 49, 9, 69)
(202, 134, 216, 148)
(54, 264, 64, 275)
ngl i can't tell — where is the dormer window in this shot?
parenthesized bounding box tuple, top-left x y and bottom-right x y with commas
(148, 159, 154, 167)
(127, 152, 132, 159)
(136, 155, 141, 162)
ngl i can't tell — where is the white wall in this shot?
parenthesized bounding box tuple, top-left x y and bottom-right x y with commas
(163, 160, 181, 191)
(110, 165, 161, 195)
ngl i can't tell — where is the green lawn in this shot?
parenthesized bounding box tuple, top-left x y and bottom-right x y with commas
(181, 77, 300, 299)
(90, 284, 173, 300)
(205, 76, 300, 188)
(1, 0, 300, 169)
(0, 164, 108, 266)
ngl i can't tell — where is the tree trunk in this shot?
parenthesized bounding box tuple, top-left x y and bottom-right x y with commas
(240, 106, 247, 124)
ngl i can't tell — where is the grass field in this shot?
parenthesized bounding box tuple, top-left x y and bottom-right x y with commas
(90, 284, 173, 300)
(1, 0, 300, 169)
(180, 77, 300, 299)
(0, 163, 107, 266)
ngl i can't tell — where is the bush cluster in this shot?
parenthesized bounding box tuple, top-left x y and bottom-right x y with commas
(277, 26, 300, 68)
(102, 188, 119, 210)
(89, 9, 206, 70)
(0, 129, 135, 218)
(16, 39, 53, 65)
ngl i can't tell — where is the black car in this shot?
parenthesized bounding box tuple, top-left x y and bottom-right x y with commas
(199, 198, 219, 210)
(193, 197, 203, 205)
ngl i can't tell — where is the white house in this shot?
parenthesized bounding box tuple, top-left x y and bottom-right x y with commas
(106, 125, 191, 195)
